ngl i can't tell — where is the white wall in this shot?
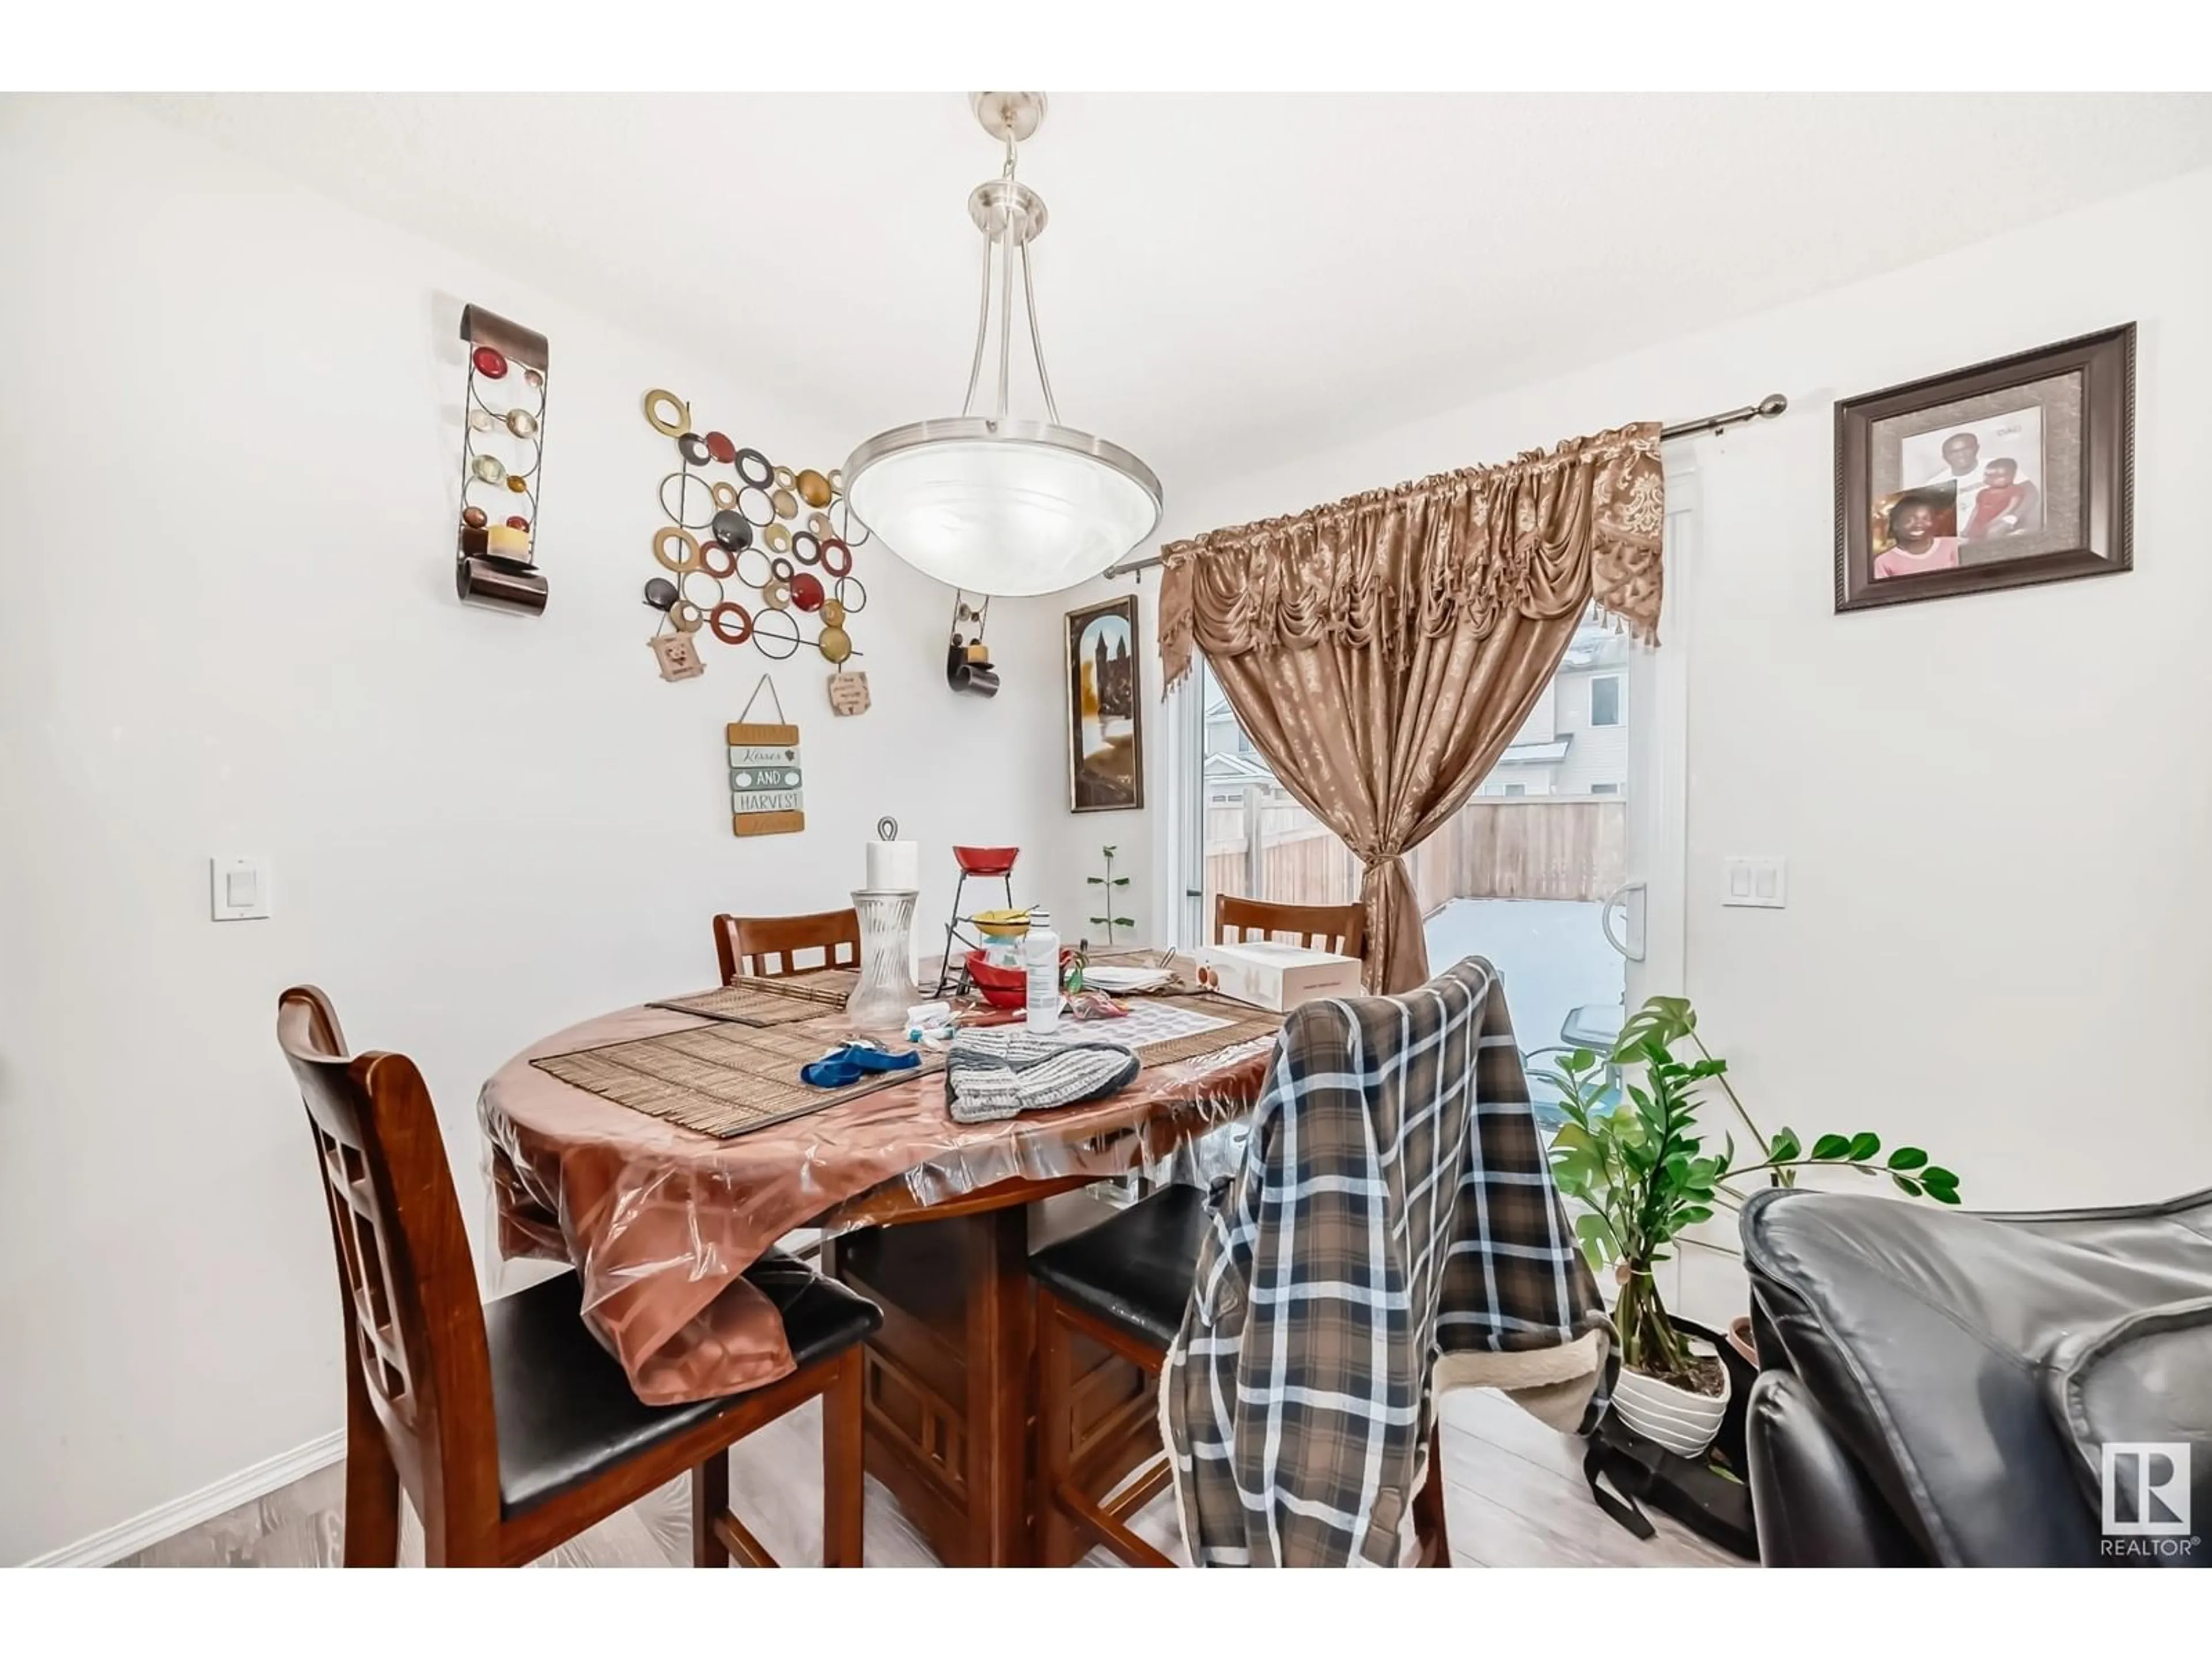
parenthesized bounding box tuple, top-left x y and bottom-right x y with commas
(0, 96, 1066, 1564)
(1043, 161, 2212, 1220)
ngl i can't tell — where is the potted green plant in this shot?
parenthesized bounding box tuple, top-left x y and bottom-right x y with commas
(1542, 996, 1960, 1458)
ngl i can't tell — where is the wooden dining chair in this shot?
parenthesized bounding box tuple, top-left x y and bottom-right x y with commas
(713, 908, 862, 984)
(1028, 1187, 1451, 1567)
(1213, 895, 1365, 962)
(276, 984, 879, 1567)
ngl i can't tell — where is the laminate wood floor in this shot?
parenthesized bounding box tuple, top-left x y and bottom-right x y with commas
(115, 1387, 1741, 1569)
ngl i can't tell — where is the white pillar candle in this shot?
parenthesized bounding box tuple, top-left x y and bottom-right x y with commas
(485, 522, 531, 559)
(866, 839, 920, 892)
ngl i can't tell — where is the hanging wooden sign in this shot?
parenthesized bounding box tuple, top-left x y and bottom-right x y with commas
(650, 631, 705, 681)
(827, 671, 871, 717)
(729, 676, 804, 837)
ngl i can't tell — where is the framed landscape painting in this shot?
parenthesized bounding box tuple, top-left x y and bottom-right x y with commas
(1834, 323, 2134, 613)
(1066, 595, 1144, 813)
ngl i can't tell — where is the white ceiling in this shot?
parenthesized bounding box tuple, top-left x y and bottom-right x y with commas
(135, 92, 2212, 487)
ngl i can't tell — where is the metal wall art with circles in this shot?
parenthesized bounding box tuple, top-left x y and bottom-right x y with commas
(639, 388, 866, 690)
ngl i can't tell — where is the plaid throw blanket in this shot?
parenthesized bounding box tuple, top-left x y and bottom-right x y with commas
(1160, 957, 1613, 1567)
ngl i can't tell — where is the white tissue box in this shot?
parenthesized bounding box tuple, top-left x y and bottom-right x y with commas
(1200, 940, 1361, 1012)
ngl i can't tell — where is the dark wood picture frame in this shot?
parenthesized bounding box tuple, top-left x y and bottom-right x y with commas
(1065, 594, 1145, 813)
(1835, 323, 2134, 614)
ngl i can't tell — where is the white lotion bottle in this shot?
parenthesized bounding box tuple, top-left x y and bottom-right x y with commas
(1023, 908, 1062, 1035)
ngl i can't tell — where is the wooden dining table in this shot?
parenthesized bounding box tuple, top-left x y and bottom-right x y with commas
(478, 972, 1275, 1566)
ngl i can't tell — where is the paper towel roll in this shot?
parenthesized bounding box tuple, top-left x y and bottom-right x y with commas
(866, 839, 919, 892)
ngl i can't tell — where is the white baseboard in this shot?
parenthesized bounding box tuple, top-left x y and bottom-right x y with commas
(22, 1429, 346, 1568)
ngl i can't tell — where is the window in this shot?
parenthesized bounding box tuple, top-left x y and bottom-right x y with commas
(1177, 609, 1636, 1114)
(1194, 659, 1365, 930)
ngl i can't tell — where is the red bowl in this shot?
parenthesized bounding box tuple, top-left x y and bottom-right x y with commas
(965, 947, 1073, 1009)
(954, 844, 1019, 877)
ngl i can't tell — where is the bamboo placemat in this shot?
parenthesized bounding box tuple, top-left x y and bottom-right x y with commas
(533, 1017, 943, 1139)
(649, 979, 847, 1026)
(734, 969, 858, 1009)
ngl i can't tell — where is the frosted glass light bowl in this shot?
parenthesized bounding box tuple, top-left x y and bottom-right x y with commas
(843, 417, 1162, 598)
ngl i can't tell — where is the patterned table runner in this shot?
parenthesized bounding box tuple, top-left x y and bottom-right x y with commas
(1002, 996, 1285, 1070)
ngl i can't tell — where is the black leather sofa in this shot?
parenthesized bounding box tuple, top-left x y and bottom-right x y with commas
(1740, 1185, 2212, 1566)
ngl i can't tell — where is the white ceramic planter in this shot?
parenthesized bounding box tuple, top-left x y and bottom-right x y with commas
(1612, 1339, 1732, 1459)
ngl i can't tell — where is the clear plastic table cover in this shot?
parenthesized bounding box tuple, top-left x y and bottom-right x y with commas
(479, 1001, 1270, 1406)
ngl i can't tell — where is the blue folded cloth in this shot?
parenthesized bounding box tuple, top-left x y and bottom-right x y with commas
(801, 1041, 922, 1090)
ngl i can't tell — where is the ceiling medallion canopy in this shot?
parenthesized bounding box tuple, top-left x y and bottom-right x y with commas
(842, 93, 1163, 599)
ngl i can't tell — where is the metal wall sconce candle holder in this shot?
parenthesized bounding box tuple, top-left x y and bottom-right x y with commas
(946, 592, 998, 696)
(454, 305, 550, 615)
(639, 389, 867, 688)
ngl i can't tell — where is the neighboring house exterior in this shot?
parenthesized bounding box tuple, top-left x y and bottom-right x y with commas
(1476, 625, 1628, 799)
(1203, 683, 1271, 802)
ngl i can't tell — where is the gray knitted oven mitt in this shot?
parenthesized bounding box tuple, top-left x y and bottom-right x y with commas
(944, 1028, 1142, 1124)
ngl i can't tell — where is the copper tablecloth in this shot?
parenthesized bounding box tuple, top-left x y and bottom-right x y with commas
(480, 1002, 1270, 1405)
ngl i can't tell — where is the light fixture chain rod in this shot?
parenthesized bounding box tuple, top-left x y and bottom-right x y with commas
(960, 226, 995, 419)
(994, 200, 1017, 422)
(1018, 237, 1060, 427)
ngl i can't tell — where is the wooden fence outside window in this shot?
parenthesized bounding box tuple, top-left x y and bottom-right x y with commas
(1205, 791, 1626, 915)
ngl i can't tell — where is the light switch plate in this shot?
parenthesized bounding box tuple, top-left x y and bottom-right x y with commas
(1722, 857, 1786, 909)
(210, 854, 272, 921)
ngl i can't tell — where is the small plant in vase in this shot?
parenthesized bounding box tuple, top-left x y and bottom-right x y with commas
(1541, 996, 1961, 1458)
(1085, 845, 1135, 948)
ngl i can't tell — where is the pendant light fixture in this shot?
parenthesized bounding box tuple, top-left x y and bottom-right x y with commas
(843, 93, 1163, 599)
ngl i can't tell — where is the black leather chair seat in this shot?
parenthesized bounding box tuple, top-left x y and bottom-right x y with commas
(487, 1247, 881, 1517)
(1029, 1183, 1210, 1349)
(1743, 1185, 2212, 1566)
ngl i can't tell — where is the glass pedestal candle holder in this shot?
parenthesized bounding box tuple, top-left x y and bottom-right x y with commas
(847, 887, 920, 1035)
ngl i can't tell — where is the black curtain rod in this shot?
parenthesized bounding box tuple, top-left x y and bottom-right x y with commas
(1103, 392, 1788, 580)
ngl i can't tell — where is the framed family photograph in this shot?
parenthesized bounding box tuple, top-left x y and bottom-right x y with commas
(1834, 323, 2134, 614)
(1065, 594, 1145, 812)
